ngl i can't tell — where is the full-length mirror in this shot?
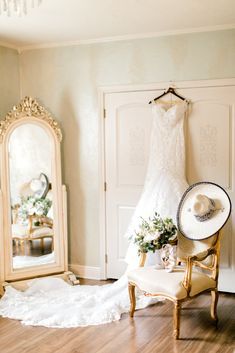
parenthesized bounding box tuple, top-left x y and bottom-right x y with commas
(9, 123, 54, 269)
(0, 97, 68, 287)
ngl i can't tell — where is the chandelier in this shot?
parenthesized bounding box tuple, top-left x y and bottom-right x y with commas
(0, 0, 43, 16)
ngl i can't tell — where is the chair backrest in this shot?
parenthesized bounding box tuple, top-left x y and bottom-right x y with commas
(177, 232, 219, 259)
(177, 231, 221, 281)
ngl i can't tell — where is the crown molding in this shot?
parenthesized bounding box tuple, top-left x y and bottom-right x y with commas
(1, 23, 235, 53)
(0, 40, 19, 52)
(18, 23, 235, 52)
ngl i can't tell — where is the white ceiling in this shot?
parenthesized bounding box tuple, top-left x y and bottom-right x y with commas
(0, 0, 235, 50)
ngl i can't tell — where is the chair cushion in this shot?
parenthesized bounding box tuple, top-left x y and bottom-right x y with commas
(127, 266, 216, 300)
(31, 227, 53, 238)
(12, 224, 53, 238)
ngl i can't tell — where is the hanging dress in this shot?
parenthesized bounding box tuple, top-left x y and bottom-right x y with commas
(126, 101, 189, 266)
(0, 101, 188, 328)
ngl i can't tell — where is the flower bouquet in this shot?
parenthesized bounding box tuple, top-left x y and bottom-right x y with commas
(133, 213, 177, 271)
(133, 212, 177, 255)
(17, 195, 52, 225)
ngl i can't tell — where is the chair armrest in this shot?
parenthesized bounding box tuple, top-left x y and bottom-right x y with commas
(190, 247, 216, 262)
(182, 246, 217, 293)
(168, 238, 178, 246)
(11, 204, 20, 224)
(27, 215, 53, 237)
(40, 216, 53, 228)
(27, 215, 33, 235)
(139, 252, 147, 267)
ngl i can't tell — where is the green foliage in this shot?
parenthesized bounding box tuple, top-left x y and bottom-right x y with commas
(17, 195, 52, 223)
(133, 212, 177, 254)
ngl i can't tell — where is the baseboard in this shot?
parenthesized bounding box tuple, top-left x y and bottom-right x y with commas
(69, 264, 101, 280)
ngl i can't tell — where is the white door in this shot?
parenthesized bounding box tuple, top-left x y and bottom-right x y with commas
(104, 92, 154, 278)
(104, 80, 235, 293)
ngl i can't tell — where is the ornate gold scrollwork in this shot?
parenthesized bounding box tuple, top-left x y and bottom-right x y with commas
(0, 96, 62, 142)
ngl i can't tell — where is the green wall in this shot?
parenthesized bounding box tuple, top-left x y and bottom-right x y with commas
(0, 46, 20, 117)
(19, 29, 235, 268)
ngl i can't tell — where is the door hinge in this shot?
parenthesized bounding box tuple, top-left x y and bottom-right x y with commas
(103, 108, 106, 118)
(104, 182, 107, 192)
(105, 254, 108, 263)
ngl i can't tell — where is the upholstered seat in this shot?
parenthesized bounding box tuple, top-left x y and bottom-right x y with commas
(128, 266, 216, 300)
(12, 224, 53, 238)
(12, 214, 54, 255)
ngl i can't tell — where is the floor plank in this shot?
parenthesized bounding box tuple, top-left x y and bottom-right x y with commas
(0, 280, 234, 353)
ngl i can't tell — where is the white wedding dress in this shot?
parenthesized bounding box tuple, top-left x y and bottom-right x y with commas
(0, 102, 188, 328)
(125, 101, 189, 266)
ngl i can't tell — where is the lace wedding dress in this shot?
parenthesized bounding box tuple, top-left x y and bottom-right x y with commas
(0, 101, 188, 328)
(126, 101, 189, 266)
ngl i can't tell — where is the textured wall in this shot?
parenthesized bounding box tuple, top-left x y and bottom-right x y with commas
(20, 29, 235, 267)
(9, 123, 52, 204)
(0, 46, 20, 117)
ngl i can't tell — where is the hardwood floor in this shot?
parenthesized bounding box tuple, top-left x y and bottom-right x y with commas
(0, 279, 234, 353)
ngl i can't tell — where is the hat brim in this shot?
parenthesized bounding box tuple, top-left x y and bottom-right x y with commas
(177, 182, 232, 240)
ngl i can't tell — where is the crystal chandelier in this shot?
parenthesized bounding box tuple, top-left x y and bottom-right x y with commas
(0, 0, 43, 16)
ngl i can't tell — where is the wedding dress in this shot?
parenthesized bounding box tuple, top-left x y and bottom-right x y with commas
(0, 101, 188, 328)
(125, 101, 189, 267)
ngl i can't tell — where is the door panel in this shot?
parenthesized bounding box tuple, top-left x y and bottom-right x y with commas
(116, 104, 152, 186)
(187, 101, 231, 188)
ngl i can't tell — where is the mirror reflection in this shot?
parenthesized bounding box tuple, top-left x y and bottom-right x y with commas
(9, 123, 55, 269)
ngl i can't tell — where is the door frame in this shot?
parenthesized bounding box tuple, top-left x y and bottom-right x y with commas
(98, 77, 235, 279)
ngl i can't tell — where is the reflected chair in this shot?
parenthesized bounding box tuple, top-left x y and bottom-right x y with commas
(12, 213, 54, 255)
(127, 231, 221, 339)
(11, 182, 54, 256)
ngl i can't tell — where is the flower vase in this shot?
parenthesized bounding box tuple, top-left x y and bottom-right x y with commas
(147, 249, 163, 267)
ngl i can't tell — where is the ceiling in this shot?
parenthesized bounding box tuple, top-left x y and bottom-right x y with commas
(0, 0, 235, 51)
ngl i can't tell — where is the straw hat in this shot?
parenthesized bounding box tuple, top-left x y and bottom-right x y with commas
(177, 182, 231, 240)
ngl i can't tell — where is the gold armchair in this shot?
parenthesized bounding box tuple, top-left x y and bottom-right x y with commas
(127, 231, 221, 339)
(12, 213, 54, 255)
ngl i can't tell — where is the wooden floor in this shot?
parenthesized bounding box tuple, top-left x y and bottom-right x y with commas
(0, 279, 234, 353)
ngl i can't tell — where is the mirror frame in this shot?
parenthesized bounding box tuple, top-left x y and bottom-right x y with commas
(0, 97, 68, 285)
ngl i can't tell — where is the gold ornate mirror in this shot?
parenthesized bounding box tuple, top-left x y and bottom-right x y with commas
(0, 97, 69, 291)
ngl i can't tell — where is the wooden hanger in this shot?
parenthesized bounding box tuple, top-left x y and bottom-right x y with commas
(149, 87, 187, 104)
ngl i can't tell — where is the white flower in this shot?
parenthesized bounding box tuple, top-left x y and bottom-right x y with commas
(165, 223, 173, 231)
(28, 207, 36, 215)
(154, 230, 161, 239)
(36, 208, 44, 216)
(17, 196, 52, 222)
(144, 234, 155, 242)
(169, 231, 177, 240)
(144, 231, 160, 242)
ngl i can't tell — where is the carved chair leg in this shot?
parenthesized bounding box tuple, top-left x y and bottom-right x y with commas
(15, 240, 19, 255)
(40, 238, 44, 253)
(211, 289, 219, 327)
(21, 240, 25, 255)
(173, 300, 181, 339)
(128, 283, 136, 317)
